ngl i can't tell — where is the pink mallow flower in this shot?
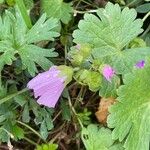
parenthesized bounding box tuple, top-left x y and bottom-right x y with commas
(27, 66, 73, 108)
(102, 65, 115, 82)
(135, 60, 145, 69)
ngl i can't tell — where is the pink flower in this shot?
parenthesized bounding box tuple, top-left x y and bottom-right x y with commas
(135, 60, 145, 68)
(27, 66, 66, 108)
(102, 65, 115, 82)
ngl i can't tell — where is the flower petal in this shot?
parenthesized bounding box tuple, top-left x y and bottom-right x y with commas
(102, 65, 115, 82)
(27, 66, 60, 89)
(37, 84, 64, 107)
(135, 60, 145, 68)
(33, 78, 64, 98)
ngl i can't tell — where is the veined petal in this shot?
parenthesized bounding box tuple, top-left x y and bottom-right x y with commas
(27, 66, 60, 89)
(37, 84, 64, 107)
(34, 79, 64, 98)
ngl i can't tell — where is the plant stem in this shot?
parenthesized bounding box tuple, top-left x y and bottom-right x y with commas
(0, 88, 28, 105)
(17, 121, 45, 142)
(142, 11, 150, 22)
(141, 24, 150, 38)
(74, 9, 97, 16)
(68, 95, 84, 128)
(15, 0, 32, 29)
(24, 137, 38, 146)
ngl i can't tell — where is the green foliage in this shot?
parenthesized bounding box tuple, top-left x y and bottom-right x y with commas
(73, 2, 150, 74)
(68, 44, 92, 67)
(60, 99, 71, 121)
(36, 143, 58, 150)
(77, 108, 92, 126)
(0, 9, 59, 76)
(99, 76, 120, 98)
(0, 0, 4, 4)
(108, 60, 150, 150)
(41, 0, 73, 24)
(128, 37, 147, 48)
(81, 124, 124, 150)
(74, 69, 102, 92)
(136, 3, 150, 13)
(0, 0, 150, 149)
(0, 102, 24, 142)
(23, 0, 34, 9)
(21, 98, 54, 140)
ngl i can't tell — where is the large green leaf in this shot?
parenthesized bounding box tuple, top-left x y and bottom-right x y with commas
(41, 0, 73, 24)
(81, 124, 124, 150)
(0, 9, 60, 75)
(73, 2, 150, 74)
(73, 2, 143, 50)
(108, 60, 150, 150)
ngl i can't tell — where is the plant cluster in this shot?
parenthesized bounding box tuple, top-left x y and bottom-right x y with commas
(0, 0, 150, 149)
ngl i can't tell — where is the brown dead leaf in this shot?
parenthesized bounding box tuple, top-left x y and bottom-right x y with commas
(95, 97, 116, 125)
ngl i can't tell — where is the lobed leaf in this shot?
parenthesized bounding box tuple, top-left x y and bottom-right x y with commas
(108, 60, 150, 150)
(41, 0, 73, 24)
(81, 124, 124, 150)
(73, 2, 150, 74)
(0, 9, 60, 75)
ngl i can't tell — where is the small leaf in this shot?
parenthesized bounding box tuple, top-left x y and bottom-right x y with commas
(22, 104, 30, 123)
(136, 3, 150, 13)
(99, 76, 120, 97)
(41, 0, 73, 24)
(40, 120, 48, 140)
(61, 99, 71, 121)
(36, 143, 58, 150)
(12, 125, 24, 140)
(81, 124, 123, 150)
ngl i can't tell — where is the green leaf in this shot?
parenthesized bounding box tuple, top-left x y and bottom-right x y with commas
(0, 9, 60, 76)
(74, 69, 102, 92)
(40, 120, 48, 140)
(60, 99, 71, 121)
(41, 0, 73, 24)
(108, 60, 150, 150)
(19, 45, 57, 76)
(99, 76, 120, 98)
(23, 0, 34, 9)
(14, 94, 27, 106)
(12, 125, 24, 140)
(73, 2, 149, 74)
(25, 14, 60, 43)
(36, 143, 58, 150)
(81, 124, 124, 150)
(136, 3, 150, 13)
(22, 104, 30, 123)
(73, 2, 143, 50)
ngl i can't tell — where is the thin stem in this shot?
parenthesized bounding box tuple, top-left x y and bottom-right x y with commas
(68, 95, 84, 128)
(24, 137, 38, 146)
(74, 9, 97, 16)
(74, 86, 84, 107)
(0, 88, 28, 105)
(17, 121, 46, 142)
(64, 45, 68, 65)
(142, 11, 150, 22)
(15, 0, 32, 29)
(126, 0, 137, 7)
(141, 24, 150, 38)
